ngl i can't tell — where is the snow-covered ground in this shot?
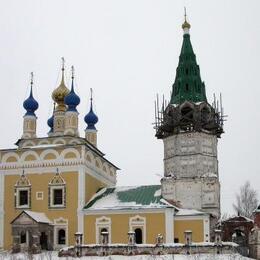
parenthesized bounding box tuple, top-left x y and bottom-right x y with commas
(0, 251, 254, 260)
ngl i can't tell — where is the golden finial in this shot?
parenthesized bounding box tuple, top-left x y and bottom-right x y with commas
(51, 57, 70, 111)
(30, 72, 34, 87)
(71, 65, 75, 79)
(60, 57, 65, 84)
(182, 7, 191, 30)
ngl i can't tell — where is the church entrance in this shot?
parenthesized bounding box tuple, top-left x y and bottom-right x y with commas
(11, 211, 54, 253)
(40, 232, 48, 250)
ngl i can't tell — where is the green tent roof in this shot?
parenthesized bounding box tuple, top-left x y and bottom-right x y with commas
(84, 185, 173, 210)
(170, 27, 207, 105)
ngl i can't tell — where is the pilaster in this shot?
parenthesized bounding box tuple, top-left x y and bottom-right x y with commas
(22, 115, 37, 139)
(64, 111, 79, 136)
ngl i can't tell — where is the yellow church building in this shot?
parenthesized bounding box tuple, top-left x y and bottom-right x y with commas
(0, 17, 222, 252)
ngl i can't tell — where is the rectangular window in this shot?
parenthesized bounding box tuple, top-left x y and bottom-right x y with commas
(16, 188, 30, 208)
(53, 189, 63, 205)
(49, 185, 66, 208)
(19, 190, 28, 205)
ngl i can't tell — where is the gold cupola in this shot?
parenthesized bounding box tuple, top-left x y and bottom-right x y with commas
(182, 7, 191, 33)
(52, 58, 70, 111)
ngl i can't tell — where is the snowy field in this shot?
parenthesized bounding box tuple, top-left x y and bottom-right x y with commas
(0, 252, 254, 260)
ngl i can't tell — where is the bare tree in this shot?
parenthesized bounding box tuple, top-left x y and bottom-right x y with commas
(233, 181, 258, 218)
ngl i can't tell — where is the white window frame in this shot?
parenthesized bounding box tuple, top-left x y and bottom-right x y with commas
(53, 218, 68, 249)
(95, 216, 111, 244)
(49, 185, 65, 208)
(129, 215, 146, 244)
(36, 191, 44, 200)
(16, 187, 30, 209)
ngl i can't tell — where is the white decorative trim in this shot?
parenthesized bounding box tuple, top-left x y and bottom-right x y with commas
(95, 158, 102, 169)
(40, 149, 59, 160)
(1, 164, 115, 187)
(165, 208, 174, 243)
(77, 166, 85, 236)
(0, 171, 4, 247)
(54, 218, 68, 249)
(203, 215, 210, 242)
(129, 215, 146, 244)
(36, 191, 44, 200)
(49, 185, 65, 208)
(38, 140, 51, 145)
(1, 152, 19, 163)
(85, 151, 94, 163)
(60, 148, 80, 160)
(96, 216, 111, 244)
(69, 139, 82, 145)
(22, 141, 36, 147)
(84, 208, 166, 215)
(20, 150, 40, 161)
(85, 164, 116, 186)
(53, 138, 66, 145)
(15, 187, 30, 209)
(174, 215, 208, 221)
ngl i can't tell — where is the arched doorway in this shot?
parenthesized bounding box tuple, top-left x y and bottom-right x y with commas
(135, 228, 143, 244)
(58, 229, 66, 245)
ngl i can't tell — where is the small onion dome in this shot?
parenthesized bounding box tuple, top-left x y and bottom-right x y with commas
(182, 20, 191, 30)
(52, 62, 70, 111)
(23, 86, 39, 116)
(47, 114, 54, 130)
(84, 102, 98, 130)
(64, 69, 80, 112)
(47, 103, 55, 133)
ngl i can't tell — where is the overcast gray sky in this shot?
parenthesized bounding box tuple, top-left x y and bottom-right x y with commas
(0, 0, 259, 215)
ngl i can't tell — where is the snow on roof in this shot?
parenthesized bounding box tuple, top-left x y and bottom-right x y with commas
(25, 144, 63, 149)
(175, 208, 208, 216)
(24, 210, 52, 224)
(222, 215, 253, 223)
(84, 185, 174, 210)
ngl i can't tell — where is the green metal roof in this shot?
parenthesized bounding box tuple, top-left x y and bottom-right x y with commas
(84, 185, 172, 210)
(170, 30, 207, 105)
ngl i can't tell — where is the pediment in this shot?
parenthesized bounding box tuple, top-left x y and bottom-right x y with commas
(11, 212, 37, 225)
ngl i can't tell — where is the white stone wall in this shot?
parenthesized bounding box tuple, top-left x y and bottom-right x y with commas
(163, 132, 218, 178)
(162, 132, 220, 218)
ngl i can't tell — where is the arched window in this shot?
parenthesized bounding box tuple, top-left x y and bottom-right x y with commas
(99, 228, 108, 244)
(135, 228, 143, 244)
(96, 216, 111, 244)
(20, 231, 26, 244)
(58, 229, 66, 245)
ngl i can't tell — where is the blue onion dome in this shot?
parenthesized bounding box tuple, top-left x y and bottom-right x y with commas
(64, 66, 80, 112)
(47, 103, 55, 133)
(84, 90, 98, 130)
(23, 73, 39, 116)
(47, 114, 54, 129)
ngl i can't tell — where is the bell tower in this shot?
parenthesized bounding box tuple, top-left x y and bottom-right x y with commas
(155, 13, 225, 225)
